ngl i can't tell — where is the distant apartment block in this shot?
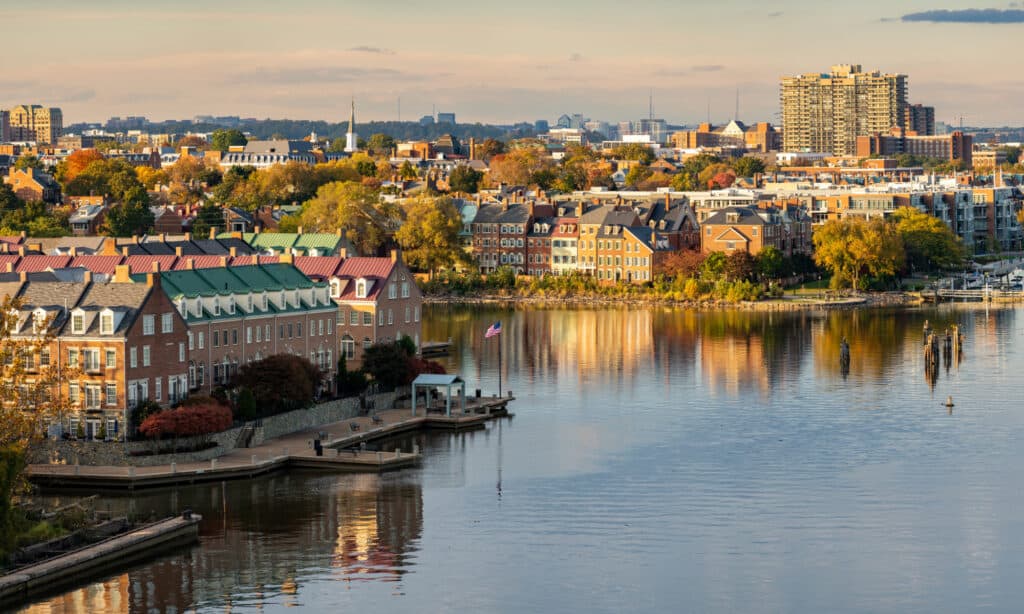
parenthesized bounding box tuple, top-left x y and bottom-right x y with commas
(6, 105, 63, 144)
(780, 65, 907, 155)
(904, 104, 935, 136)
(436, 112, 456, 125)
(0, 110, 9, 142)
(672, 121, 780, 152)
(855, 130, 972, 165)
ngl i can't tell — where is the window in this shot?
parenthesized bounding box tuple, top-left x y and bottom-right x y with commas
(389, 283, 397, 299)
(142, 345, 151, 367)
(287, 323, 293, 338)
(100, 312, 114, 335)
(265, 325, 270, 341)
(213, 331, 220, 347)
(67, 349, 79, 368)
(142, 314, 155, 335)
(129, 347, 137, 368)
(198, 332, 204, 349)
(328, 319, 333, 335)
(255, 326, 261, 342)
(350, 311, 358, 325)
(105, 349, 116, 369)
(71, 312, 84, 334)
(405, 306, 411, 323)
(297, 323, 302, 337)
(179, 342, 185, 362)
(161, 312, 173, 333)
(318, 319, 324, 336)
(387, 309, 393, 325)
(330, 279, 341, 298)
(83, 350, 102, 372)
(68, 383, 80, 405)
(85, 385, 101, 410)
(188, 332, 194, 351)
(40, 349, 50, 367)
(139, 379, 148, 402)
(246, 327, 252, 344)
(279, 325, 285, 339)
(363, 337, 372, 349)
(342, 335, 355, 360)
(414, 306, 420, 322)
(378, 310, 384, 326)
(355, 280, 367, 298)
(105, 383, 117, 406)
(154, 377, 161, 401)
(363, 312, 371, 326)
(232, 329, 238, 345)
(401, 282, 409, 298)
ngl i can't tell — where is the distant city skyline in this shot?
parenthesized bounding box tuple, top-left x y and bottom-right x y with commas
(5, 0, 1024, 127)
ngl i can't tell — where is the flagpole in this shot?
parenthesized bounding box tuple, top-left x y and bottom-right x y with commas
(497, 332, 502, 398)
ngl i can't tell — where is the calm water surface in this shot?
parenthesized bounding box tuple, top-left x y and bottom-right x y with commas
(22, 304, 1024, 613)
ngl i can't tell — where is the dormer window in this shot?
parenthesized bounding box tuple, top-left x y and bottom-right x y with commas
(330, 279, 341, 299)
(99, 309, 114, 335)
(226, 297, 234, 314)
(71, 309, 85, 334)
(32, 308, 47, 333)
(212, 297, 220, 316)
(355, 279, 368, 299)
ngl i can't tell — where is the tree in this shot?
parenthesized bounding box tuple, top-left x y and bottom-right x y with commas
(610, 143, 654, 164)
(399, 161, 419, 180)
(191, 203, 225, 237)
(0, 183, 19, 212)
(487, 147, 556, 188)
(724, 250, 757, 282)
(890, 206, 964, 271)
(813, 217, 904, 289)
(395, 196, 466, 276)
(232, 354, 321, 416)
(476, 138, 506, 160)
(701, 251, 727, 279)
(13, 155, 42, 171)
(624, 164, 652, 187)
(55, 149, 105, 185)
(448, 164, 483, 194)
(756, 246, 785, 280)
(298, 182, 398, 254)
(366, 133, 396, 155)
(64, 159, 149, 207)
(361, 342, 414, 389)
(138, 404, 232, 440)
(655, 249, 706, 279)
(732, 156, 767, 178)
(173, 135, 208, 149)
(209, 129, 248, 151)
(102, 201, 155, 236)
(1, 201, 70, 237)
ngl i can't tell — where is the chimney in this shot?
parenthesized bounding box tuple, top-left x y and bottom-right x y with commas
(17, 246, 26, 256)
(254, 225, 262, 234)
(185, 258, 195, 270)
(69, 246, 77, 257)
(19, 271, 28, 283)
(133, 235, 140, 244)
(219, 256, 228, 267)
(20, 231, 27, 239)
(209, 227, 217, 240)
(151, 261, 161, 272)
(82, 270, 93, 284)
(650, 232, 658, 249)
(146, 272, 158, 288)
(336, 228, 342, 237)
(279, 253, 294, 264)
(576, 203, 583, 217)
(665, 194, 671, 209)
(175, 246, 183, 256)
(113, 264, 131, 283)
(502, 198, 509, 212)
(229, 247, 237, 257)
(158, 233, 166, 242)
(390, 249, 400, 263)
(5, 263, 13, 273)
(339, 248, 347, 259)
(184, 232, 191, 241)
(297, 226, 304, 234)
(121, 246, 130, 257)
(528, 201, 535, 217)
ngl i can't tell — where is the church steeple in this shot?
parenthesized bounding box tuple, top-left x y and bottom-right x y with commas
(345, 98, 358, 153)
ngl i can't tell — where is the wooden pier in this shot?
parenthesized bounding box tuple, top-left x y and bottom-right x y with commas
(28, 397, 513, 491)
(419, 339, 453, 357)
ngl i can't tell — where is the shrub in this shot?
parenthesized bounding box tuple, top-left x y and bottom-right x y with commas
(232, 354, 321, 416)
(138, 403, 233, 440)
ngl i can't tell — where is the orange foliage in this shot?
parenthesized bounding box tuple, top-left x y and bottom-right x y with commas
(138, 403, 233, 439)
(62, 149, 106, 183)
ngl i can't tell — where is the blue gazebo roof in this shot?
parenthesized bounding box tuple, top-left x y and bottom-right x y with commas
(412, 374, 464, 386)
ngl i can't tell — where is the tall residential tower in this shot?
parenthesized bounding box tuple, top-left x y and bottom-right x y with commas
(780, 64, 907, 156)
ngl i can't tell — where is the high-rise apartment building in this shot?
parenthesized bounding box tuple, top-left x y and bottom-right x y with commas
(6, 104, 63, 144)
(780, 64, 907, 156)
(0, 110, 9, 142)
(904, 104, 935, 136)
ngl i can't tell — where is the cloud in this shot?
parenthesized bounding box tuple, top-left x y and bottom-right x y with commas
(348, 45, 395, 55)
(691, 65, 725, 72)
(901, 8, 1024, 23)
(228, 65, 426, 85)
(568, 52, 583, 62)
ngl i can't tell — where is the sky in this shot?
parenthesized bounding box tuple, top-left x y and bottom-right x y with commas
(4, 0, 1024, 127)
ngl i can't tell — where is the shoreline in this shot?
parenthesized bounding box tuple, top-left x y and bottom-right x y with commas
(423, 291, 923, 311)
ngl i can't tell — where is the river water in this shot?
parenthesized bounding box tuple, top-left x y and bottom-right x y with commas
(21, 303, 1024, 613)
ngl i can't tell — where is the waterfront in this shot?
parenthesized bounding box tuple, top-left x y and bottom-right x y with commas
(22, 303, 1024, 613)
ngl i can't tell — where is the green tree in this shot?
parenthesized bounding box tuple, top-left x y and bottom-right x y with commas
(361, 342, 413, 389)
(448, 165, 483, 194)
(232, 354, 321, 416)
(366, 133, 397, 155)
(813, 217, 904, 290)
(395, 196, 465, 276)
(399, 161, 419, 180)
(13, 155, 42, 171)
(191, 203, 225, 237)
(724, 250, 757, 282)
(476, 138, 506, 159)
(701, 251, 727, 279)
(890, 206, 964, 271)
(0, 183, 19, 211)
(624, 164, 652, 187)
(209, 129, 248, 151)
(732, 156, 767, 177)
(102, 201, 155, 237)
(610, 143, 654, 164)
(756, 246, 785, 280)
(298, 181, 397, 254)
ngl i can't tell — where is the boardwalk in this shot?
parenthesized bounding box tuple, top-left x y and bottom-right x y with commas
(28, 397, 513, 490)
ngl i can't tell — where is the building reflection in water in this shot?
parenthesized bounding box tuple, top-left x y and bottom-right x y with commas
(23, 472, 423, 612)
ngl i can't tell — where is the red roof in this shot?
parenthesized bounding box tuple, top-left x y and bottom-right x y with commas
(173, 255, 230, 270)
(0, 255, 20, 271)
(125, 255, 178, 274)
(335, 257, 395, 301)
(71, 255, 124, 274)
(0, 236, 24, 247)
(15, 255, 72, 272)
(227, 254, 268, 267)
(294, 256, 343, 281)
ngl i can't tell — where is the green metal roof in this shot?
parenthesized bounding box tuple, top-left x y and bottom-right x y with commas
(249, 233, 300, 250)
(293, 233, 342, 252)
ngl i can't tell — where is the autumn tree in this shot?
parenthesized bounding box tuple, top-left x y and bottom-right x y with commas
(890, 206, 964, 271)
(724, 250, 757, 281)
(13, 155, 42, 171)
(398, 161, 419, 180)
(610, 143, 654, 164)
(448, 165, 483, 194)
(173, 135, 208, 150)
(756, 246, 785, 280)
(298, 181, 398, 254)
(64, 159, 148, 205)
(366, 133, 396, 156)
(395, 196, 466, 276)
(0, 183, 19, 212)
(476, 138, 506, 160)
(209, 129, 247, 151)
(732, 156, 767, 178)
(813, 217, 904, 290)
(54, 149, 105, 185)
(488, 147, 557, 188)
(655, 249, 706, 279)
(135, 165, 169, 190)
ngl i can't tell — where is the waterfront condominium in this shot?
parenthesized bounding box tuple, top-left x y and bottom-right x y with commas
(780, 64, 907, 156)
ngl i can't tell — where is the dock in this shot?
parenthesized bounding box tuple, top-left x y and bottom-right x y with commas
(419, 339, 453, 357)
(0, 513, 201, 608)
(28, 396, 513, 491)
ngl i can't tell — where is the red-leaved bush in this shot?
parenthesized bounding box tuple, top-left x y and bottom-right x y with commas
(138, 403, 233, 439)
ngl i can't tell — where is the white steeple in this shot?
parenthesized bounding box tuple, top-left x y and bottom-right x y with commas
(344, 98, 358, 153)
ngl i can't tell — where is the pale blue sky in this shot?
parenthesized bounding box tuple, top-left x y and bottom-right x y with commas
(4, 0, 1023, 126)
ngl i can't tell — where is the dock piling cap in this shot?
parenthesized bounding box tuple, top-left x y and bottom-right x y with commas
(945, 396, 955, 407)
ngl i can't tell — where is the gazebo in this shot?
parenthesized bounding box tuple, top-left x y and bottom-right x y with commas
(411, 374, 467, 417)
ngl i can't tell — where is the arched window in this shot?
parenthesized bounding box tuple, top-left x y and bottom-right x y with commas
(342, 334, 355, 360)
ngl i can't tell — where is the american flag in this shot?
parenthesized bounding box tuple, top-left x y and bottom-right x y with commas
(485, 321, 502, 338)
